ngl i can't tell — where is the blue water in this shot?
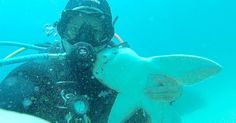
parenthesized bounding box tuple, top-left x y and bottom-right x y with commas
(0, 0, 236, 122)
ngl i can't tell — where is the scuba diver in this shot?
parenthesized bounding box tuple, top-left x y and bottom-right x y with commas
(0, 0, 149, 122)
(0, 0, 222, 122)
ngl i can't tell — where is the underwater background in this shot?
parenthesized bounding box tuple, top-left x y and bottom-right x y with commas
(0, 0, 235, 122)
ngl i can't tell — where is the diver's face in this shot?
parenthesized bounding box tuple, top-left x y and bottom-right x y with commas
(64, 13, 105, 44)
(64, 16, 81, 41)
(61, 12, 107, 53)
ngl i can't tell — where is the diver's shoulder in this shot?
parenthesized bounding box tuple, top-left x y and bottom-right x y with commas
(6, 61, 51, 77)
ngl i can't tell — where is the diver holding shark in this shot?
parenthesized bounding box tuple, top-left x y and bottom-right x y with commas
(0, 0, 221, 123)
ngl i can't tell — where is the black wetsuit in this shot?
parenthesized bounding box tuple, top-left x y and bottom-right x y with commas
(0, 43, 148, 123)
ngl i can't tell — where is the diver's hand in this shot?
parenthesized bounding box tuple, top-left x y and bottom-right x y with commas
(0, 109, 50, 123)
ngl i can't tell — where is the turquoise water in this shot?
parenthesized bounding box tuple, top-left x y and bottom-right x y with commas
(0, 0, 236, 122)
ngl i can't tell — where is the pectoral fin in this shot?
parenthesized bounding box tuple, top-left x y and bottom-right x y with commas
(147, 54, 222, 85)
(108, 94, 140, 123)
(143, 99, 181, 123)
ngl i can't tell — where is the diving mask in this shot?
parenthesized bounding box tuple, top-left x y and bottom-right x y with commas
(57, 6, 114, 47)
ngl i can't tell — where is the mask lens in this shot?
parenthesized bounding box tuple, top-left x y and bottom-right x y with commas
(63, 11, 106, 45)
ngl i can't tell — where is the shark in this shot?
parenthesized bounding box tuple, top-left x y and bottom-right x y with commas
(93, 47, 221, 123)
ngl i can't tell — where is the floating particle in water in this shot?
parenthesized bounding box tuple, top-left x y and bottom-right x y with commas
(22, 98, 32, 109)
(98, 90, 112, 98)
(34, 86, 39, 92)
(91, 76, 95, 80)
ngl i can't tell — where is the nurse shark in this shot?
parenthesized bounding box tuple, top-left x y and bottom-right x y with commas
(93, 47, 221, 123)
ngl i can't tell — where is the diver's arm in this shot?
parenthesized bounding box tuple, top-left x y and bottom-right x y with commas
(0, 75, 34, 112)
(0, 62, 51, 113)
